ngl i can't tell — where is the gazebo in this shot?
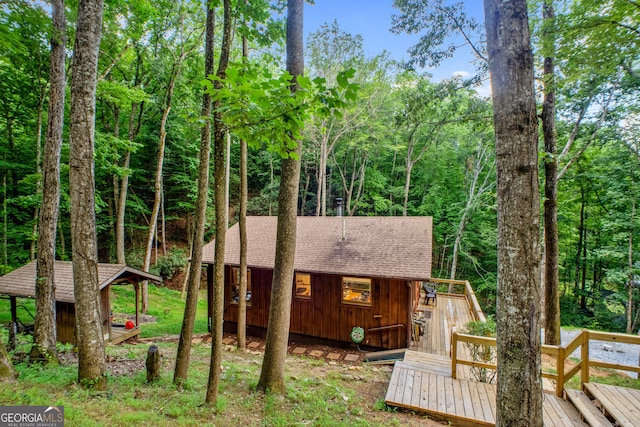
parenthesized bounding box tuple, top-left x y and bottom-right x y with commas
(0, 261, 161, 344)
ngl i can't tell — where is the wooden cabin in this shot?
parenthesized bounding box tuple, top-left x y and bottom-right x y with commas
(0, 261, 161, 344)
(202, 216, 432, 350)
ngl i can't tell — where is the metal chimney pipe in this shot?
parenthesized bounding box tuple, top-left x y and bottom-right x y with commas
(336, 198, 343, 217)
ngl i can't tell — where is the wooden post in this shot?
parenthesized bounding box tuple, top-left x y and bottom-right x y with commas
(556, 346, 565, 397)
(581, 329, 589, 387)
(451, 329, 458, 379)
(146, 344, 160, 383)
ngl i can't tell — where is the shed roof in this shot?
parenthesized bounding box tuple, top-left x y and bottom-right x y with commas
(0, 261, 162, 303)
(202, 216, 432, 281)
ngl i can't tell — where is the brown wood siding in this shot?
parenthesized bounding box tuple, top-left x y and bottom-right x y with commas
(222, 266, 411, 350)
(56, 301, 75, 344)
(100, 287, 110, 325)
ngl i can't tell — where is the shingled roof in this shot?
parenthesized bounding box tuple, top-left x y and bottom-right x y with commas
(0, 261, 161, 303)
(202, 216, 432, 281)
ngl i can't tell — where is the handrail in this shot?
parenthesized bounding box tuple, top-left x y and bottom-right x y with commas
(426, 277, 487, 323)
(451, 328, 640, 397)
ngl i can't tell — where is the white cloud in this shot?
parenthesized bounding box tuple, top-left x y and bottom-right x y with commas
(452, 70, 471, 78)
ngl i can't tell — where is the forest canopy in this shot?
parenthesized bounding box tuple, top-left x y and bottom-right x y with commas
(0, 0, 639, 333)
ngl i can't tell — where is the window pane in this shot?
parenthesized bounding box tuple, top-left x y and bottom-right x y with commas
(342, 277, 372, 306)
(231, 267, 251, 305)
(295, 273, 311, 299)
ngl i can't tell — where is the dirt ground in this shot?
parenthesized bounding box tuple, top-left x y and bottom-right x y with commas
(55, 332, 447, 426)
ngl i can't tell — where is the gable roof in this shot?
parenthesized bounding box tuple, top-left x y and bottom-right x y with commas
(202, 216, 432, 281)
(0, 261, 162, 303)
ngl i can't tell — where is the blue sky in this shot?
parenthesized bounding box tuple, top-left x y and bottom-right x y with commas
(303, 0, 486, 82)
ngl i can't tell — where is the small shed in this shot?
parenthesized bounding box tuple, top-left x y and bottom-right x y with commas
(202, 216, 432, 350)
(0, 261, 161, 344)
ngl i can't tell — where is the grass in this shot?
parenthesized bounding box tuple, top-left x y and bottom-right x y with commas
(1, 286, 433, 426)
(0, 285, 209, 338)
(109, 285, 209, 337)
(0, 334, 417, 427)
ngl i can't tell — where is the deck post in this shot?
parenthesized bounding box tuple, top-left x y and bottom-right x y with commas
(451, 330, 458, 379)
(557, 346, 565, 397)
(581, 329, 589, 387)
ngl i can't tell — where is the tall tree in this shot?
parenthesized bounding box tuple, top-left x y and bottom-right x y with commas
(31, 0, 66, 364)
(173, 0, 216, 386)
(205, 0, 233, 404)
(237, 33, 249, 352)
(257, 0, 303, 393)
(542, 0, 560, 345)
(69, 0, 107, 390)
(483, 0, 543, 425)
(305, 21, 363, 216)
(142, 2, 202, 313)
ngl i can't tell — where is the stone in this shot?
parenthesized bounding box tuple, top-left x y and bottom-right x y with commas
(292, 347, 307, 355)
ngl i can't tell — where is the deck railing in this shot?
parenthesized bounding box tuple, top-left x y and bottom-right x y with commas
(451, 329, 640, 397)
(425, 277, 486, 323)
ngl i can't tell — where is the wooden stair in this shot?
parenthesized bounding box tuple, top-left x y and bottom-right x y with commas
(565, 389, 613, 427)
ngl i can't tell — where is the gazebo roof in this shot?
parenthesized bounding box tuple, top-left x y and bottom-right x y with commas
(202, 216, 432, 281)
(0, 261, 161, 304)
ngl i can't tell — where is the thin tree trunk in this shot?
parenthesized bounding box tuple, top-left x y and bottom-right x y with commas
(31, 0, 66, 364)
(174, 3, 216, 385)
(237, 33, 249, 351)
(257, 0, 303, 394)
(484, 0, 543, 424)
(143, 61, 182, 313)
(542, 0, 560, 346)
(30, 89, 46, 261)
(581, 218, 588, 310)
(574, 189, 585, 302)
(205, 0, 233, 404)
(116, 49, 145, 264)
(627, 198, 635, 334)
(69, 0, 107, 390)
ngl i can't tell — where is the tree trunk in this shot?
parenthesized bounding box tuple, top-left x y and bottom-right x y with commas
(403, 144, 414, 217)
(483, 0, 543, 425)
(116, 101, 142, 264)
(146, 345, 160, 383)
(581, 218, 588, 310)
(204, 0, 232, 404)
(257, 0, 303, 394)
(574, 189, 585, 303)
(542, 0, 561, 346)
(69, 0, 107, 390)
(237, 34, 249, 352)
(0, 339, 17, 382)
(30, 87, 46, 262)
(31, 0, 66, 365)
(174, 3, 217, 385)
(627, 198, 635, 333)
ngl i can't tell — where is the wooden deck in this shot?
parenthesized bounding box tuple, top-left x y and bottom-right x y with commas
(584, 382, 640, 426)
(385, 291, 597, 425)
(411, 294, 474, 356)
(105, 326, 140, 345)
(385, 361, 587, 426)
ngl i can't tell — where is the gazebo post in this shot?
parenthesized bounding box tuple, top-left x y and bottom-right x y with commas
(135, 283, 140, 327)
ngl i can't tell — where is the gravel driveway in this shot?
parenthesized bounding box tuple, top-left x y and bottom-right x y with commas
(560, 329, 640, 378)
